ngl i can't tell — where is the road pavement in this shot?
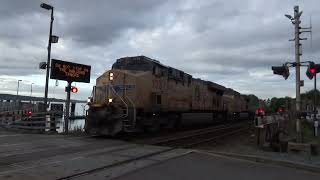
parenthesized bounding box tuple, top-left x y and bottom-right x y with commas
(114, 152, 320, 180)
(0, 129, 318, 180)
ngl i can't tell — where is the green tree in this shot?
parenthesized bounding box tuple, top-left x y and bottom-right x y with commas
(246, 94, 259, 111)
(301, 89, 320, 106)
(267, 97, 291, 113)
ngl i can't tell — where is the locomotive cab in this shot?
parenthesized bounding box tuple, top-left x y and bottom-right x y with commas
(86, 56, 157, 135)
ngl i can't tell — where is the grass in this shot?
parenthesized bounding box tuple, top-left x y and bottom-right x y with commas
(302, 121, 320, 144)
(58, 125, 85, 136)
(70, 125, 85, 134)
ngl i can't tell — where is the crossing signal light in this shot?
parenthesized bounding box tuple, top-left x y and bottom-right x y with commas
(272, 65, 289, 80)
(65, 86, 78, 93)
(277, 107, 284, 113)
(26, 111, 32, 117)
(255, 108, 265, 116)
(71, 86, 78, 93)
(306, 62, 320, 80)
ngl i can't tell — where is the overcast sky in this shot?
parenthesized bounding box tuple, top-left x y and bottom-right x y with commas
(0, 0, 319, 100)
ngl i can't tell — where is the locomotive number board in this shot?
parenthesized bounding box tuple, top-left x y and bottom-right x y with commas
(50, 59, 91, 83)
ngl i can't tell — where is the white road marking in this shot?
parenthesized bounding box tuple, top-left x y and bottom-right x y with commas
(71, 156, 84, 160)
(0, 160, 63, 175)
(0, 134, 23, 138)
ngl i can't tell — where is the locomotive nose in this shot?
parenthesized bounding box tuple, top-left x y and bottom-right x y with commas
(86, 107, 112, 126)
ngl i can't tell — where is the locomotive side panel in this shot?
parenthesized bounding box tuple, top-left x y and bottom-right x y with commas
(191, 79, 205, 110)
(135, 71, 155, 112)
(167, 78, 191, 112)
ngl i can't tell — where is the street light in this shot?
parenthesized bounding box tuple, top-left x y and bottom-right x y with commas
(40, 2, 55, 111)
(40, 3, 53, 10)
(17, 80, 22, 96)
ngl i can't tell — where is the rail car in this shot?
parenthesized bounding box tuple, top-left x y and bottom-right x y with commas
(85, 56, 250, 136)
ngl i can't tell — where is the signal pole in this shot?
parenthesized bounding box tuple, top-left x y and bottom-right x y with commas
(285, 6, 311, 142)
(314, 73, 317, 137)
(64, 81, 72, 134)
(294, 6, 302, 142)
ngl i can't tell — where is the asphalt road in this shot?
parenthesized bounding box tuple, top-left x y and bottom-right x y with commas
(113, 152, 320, 180)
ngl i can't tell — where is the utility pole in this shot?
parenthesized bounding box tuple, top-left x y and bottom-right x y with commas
(294, 6, 302, 142)
(285, 6, 311, 142)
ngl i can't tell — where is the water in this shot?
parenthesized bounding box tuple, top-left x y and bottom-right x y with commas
(55, 102, 88, 133)
(56, 118, 85, 133)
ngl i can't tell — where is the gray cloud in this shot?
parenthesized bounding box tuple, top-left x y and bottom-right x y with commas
(1, 0, 320, 100)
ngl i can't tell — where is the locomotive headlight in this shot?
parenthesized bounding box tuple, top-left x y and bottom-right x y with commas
(109, 72, 114, 81)
(108, 98, 113, 103)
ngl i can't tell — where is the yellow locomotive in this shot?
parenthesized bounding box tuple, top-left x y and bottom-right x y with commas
(85, 56, 248, 135)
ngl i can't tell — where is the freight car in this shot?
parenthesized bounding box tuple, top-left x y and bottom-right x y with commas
(85, 56, 249, 136)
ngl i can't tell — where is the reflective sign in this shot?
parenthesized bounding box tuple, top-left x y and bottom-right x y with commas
(113, 85, 135, 92)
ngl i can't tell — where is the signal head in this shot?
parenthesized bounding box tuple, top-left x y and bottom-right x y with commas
(306, 62, 318, 80)
(277, 107, 284, 113)
(272, 65, 289, 80)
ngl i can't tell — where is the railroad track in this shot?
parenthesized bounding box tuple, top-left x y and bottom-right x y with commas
(138, 121, 252, 148)
(56, 146, 179, 180)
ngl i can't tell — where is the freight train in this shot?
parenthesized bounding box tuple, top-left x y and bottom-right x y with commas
(85, 56, 250, 136)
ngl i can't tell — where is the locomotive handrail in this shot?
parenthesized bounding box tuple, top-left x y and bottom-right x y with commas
(110, 85, 128, 118)
(124, 94, 136, 126)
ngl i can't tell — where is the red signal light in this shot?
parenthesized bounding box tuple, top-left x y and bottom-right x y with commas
(277, 108, 284, 113)
(309, 68, 316, 74)
(26, 111, 32, 117)
(71, 86, 78, 93)
(255, 108, 265, 116)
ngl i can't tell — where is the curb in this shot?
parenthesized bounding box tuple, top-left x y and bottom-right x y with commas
(200, 150, 320, 174)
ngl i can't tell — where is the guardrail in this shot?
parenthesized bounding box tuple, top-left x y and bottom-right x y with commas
(0, 111, 62, 132)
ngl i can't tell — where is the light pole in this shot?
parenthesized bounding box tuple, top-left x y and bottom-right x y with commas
(16, 80, 22, 96)
(30, 83, 34, 97)
(40, 3, 54, 111)
(29, 83, 34, 104)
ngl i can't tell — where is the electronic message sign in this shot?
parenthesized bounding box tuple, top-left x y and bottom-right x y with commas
(50, 59, 91, 83)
